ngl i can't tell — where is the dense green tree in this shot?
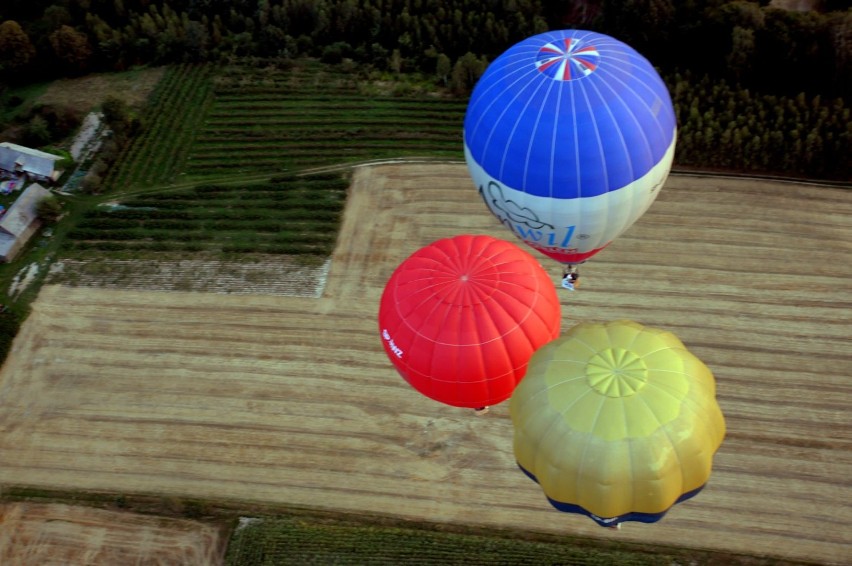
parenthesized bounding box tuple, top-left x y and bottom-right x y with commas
(101, 95, 131, 129)
(43, 5, 74, 31)
(23, 115, 51, 146)
(436, 52, 451, 86)
(450, 51, 487, 95)
(184, 19, 210, 62)
(0, 20, 36, 74)
(321, 41, 351, 64)
(596, 0, 675, 62)
(827, 10, 852, 95)
(49, 25, 93, 75)
(36, 194, 63, 223)
(727, 26, 755, 83)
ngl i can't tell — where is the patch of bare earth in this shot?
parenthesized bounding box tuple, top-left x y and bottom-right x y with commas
(0, 502, 228, 565)
(46, 255, 330, 297)
(36, 67, 167, 115)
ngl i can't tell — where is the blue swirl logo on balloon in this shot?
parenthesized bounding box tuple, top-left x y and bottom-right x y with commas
(479, 181, 554, 230)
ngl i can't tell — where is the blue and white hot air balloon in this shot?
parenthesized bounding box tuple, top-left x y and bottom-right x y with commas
(464, 30, 676, 266)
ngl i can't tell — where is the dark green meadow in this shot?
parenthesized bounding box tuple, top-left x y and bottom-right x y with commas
(222, 512, 809, 566)
(66, 173, 347, 256)
(64, 60, 466, 265)
(225, 517, 664, 566)
(105, 61, 466, 190)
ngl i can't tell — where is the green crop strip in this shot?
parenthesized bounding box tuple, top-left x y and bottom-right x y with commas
(65, 175, 348, 257)
(222, 515, 799, 566)
(102, 59, 466, 191)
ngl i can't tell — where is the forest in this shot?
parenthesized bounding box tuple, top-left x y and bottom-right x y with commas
(1, 1, 849, 96)
(0, 1, 850, 180)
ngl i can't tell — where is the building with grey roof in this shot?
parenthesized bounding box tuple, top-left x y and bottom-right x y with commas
(0, 183, 51, 262)
(0, 142, 62, 184)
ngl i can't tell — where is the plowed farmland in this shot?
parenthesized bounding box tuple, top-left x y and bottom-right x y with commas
(0, 164, 850, 564)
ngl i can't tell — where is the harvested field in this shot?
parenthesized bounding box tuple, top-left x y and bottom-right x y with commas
(46, 256, 331, 297)
(0, 502, 228, 565)
(0, 164, 850, 564)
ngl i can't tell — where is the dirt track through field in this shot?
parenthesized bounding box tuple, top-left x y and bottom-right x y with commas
(0, 164, 850, 564)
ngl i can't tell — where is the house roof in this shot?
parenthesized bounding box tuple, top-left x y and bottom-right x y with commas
(0, 232, 16, 259)
(0, 182, 50, 237)
(0, 142, 62, 178)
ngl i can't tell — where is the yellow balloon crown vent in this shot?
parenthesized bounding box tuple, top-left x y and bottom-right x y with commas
(586, 348, 648, 397)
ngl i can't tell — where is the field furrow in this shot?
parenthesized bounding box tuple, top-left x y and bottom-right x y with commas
(1, 165, 850, 565)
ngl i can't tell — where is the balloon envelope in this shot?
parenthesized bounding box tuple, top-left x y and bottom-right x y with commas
(464, 29, 676, 264)
(510, 320, 725, 526)
(379, 235, 561, 408)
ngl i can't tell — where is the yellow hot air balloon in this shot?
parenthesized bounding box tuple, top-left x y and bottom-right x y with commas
(510, 320, 725, 528)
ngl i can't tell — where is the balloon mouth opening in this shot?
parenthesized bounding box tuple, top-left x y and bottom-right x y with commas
(586, 348, 647, 397)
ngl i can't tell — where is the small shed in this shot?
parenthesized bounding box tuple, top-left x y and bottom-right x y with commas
(0, 142, 62, 184)
(0, 183, 51, 262)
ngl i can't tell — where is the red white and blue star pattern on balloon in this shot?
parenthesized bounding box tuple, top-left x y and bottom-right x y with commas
(535, 39, 600, 81)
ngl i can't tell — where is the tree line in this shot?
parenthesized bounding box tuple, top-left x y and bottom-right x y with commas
(1, 1, 850, 98)
(0, 1, 849, 181)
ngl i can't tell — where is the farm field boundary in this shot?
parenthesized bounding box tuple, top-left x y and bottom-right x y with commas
(104, 60, 467, 191)
(0, 165, 849, 565)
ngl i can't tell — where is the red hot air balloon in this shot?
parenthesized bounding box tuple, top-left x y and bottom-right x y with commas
(378, 235, 561, 409)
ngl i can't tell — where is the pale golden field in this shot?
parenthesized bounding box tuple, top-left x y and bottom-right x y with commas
(0, 164, 850, 564)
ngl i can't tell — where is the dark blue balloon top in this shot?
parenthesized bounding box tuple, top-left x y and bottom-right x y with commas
(464, 30, 676, 199)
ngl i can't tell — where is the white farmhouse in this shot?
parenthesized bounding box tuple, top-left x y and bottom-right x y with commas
(0, 183, 51, 262)
(0, 142, 62, 184)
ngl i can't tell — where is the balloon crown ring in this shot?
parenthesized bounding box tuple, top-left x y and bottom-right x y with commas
(586, 348, 648, 397)
(535, 38, 600, 81)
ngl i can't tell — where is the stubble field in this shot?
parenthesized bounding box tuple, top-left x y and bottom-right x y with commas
(0, 164, 850, 564)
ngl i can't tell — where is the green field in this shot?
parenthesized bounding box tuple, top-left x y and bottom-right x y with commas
(221, 511, 811, 566)
(105, 61, 466, 191)
(67, 173, 347, 255)
(225, 516, 673, 566)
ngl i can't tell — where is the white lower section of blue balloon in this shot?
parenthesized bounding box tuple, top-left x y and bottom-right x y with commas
(464, 140, 675, 256)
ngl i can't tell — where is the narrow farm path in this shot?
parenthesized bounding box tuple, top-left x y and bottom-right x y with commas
(0, 164, 849, 564)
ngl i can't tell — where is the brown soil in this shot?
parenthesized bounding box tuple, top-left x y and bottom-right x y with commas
(0, 164, 849, 564)
(0, 502, 228, 565)
(36, 67, 167, 115)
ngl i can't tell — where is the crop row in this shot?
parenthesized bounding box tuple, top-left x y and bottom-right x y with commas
(107, 63, 214, 190)
(68, 227, 338, 241)
(78, 218, 329, 230)
(186, 143, 459, 159)
(66, 240, 335, 255)
(204, 111, 460, 123)
(114, 190, 345, 207)
(181, 63, 467, 182)
(81, 207, 342, 222)
(108, 196, 344, 209)
(103, 61, 468, 189)
(210, 95, 466, 106)
(196, 128, 459, 139)
(223, 516, 677, 566)
(67, 175, 348, 258)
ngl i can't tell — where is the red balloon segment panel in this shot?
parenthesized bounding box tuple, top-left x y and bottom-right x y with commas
(378, 235, 562, 408)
